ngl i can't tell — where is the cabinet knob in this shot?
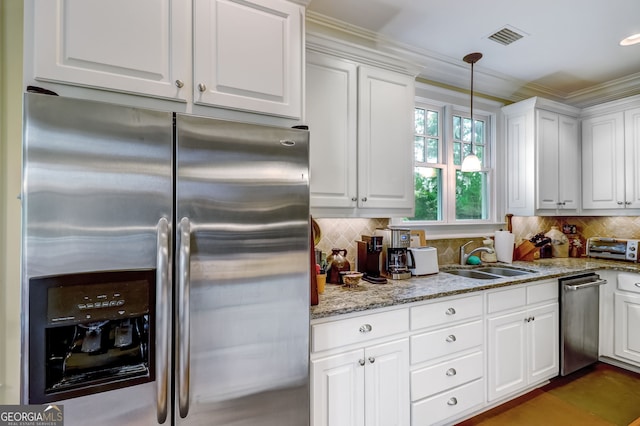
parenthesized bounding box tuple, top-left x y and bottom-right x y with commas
(635, 283, 640, 288)
(358, 359, 366, 366)
(446, 368, 457, 376)
(447, 397, 458, 406)
(445, 307, 456, 316)
(618, 201, 624, 205)
(531, 316, 535, 321)
(626, 201, 632, 205)
(175, 80, 184, 88)
(524, 317, 530, 323)
(351, 197, 358, 202)
(198, 83, 207, 92)
(359, 324, 372, 333)
(445, 335, 456, 343)
(361, 197, 367, 202)
(368, 357, 375, 364)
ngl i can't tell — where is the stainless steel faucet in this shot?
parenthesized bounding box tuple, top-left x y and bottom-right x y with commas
(460, 241, 494, 265)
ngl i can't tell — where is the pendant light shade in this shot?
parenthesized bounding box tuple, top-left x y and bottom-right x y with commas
(461, 52, 483, 172)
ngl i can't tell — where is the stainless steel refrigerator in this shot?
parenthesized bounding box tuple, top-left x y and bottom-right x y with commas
(21, 93, 310, 425)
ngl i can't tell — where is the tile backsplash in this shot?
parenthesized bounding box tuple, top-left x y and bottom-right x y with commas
(313, 216, 640, 267)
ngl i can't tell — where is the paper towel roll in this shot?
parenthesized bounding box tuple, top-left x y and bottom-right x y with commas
(494, 231, 515, 263)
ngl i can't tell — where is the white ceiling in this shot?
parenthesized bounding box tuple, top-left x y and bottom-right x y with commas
(306, 0, 640, 107)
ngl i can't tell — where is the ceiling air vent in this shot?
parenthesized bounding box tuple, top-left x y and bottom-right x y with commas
(487, 26, 524, 46)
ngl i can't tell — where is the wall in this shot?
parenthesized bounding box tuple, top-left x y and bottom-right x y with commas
(1, 0, 23, 404)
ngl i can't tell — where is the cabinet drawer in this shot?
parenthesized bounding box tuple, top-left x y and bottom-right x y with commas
(487, 286, 526, 314)
(411, 320, 483, 364)
(618, 272, 640, 294)
(312, 309, 409, 352)
(411, 295, 482, 330)
(527, 280, 558, 304)
(411, 379, 484, 426)
(411, 351, 483, 401)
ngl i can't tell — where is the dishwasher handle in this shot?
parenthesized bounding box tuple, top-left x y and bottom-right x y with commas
(564, 279, 607, 291)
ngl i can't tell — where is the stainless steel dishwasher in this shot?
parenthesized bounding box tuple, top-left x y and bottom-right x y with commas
(560, 273, 607, 376)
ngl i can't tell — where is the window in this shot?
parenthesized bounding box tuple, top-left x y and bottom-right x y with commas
(408, 101, 493, 223)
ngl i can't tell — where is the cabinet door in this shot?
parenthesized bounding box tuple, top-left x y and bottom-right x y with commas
(32, 0, 190, 100)
(582, 112, 625, 209)
(624, 108, 640, 208)
(357, 66, 415, 210)
(306, 52, 358, 209)
(505, 112, 533, 214)
(193, 0, 302, 118)
(536, 110, 560, 209)
(557, 115, 579, 210)
(487, 310, 527, 401)
(527, 303, 559, 382)
(614, 292, 640, 364)
(312, 349, 365, 426)
(364, 339, 409, 426)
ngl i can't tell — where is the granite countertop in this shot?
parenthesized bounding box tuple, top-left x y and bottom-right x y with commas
(310, 258, 640, 320)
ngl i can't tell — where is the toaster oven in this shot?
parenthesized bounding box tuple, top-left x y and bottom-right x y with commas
(586, 237, 639, 262)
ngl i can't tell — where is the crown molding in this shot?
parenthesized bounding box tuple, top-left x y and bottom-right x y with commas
(305, 11, 640, 108)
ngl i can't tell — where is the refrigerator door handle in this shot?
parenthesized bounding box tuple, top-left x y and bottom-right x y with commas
(177, 217, 192, 418)
(156, 218, 170, 424)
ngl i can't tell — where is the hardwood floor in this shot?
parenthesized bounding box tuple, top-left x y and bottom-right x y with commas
(456, 363, 640, 426)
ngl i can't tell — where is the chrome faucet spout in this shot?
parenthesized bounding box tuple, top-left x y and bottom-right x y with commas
(460, 240, 494, 265)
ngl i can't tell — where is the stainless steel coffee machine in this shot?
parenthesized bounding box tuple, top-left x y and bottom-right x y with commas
(375, 228, 412, 280)
(357, 235, 387, 284)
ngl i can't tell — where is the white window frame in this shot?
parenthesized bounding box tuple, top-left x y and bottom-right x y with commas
(391, 83, 506, 238)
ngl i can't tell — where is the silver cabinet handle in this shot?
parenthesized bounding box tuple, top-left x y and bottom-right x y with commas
(531, 316, 535, 321)
(447, 397, 458, 406)
(359, 324, 372, 333)
(175, 79, 184, 88)
(351, 197, 358, 202)
(446, 307, 456, 315)
(359, 359, 366, 366)
(361, 197, 368, 202)
(446, 335, 456, 343)
(368, 356, 375, 364)
(626, 201, 632, 205)
(156, 218, 170, 424)
(198, 83, 207, 92)
(446, 368, 457, 376)
(635, 283, 640, 288)
(177, 217, 191, 418)
(618, 201, 624, 205)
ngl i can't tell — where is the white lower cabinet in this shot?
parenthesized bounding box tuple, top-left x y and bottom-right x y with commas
(311, 338, 410, 426)
(614, 291, 640, 364)
(486, 281, 559, 402)
(310, 308, 410, 426)
(409, 294, 485, 425)
(311, 281, 561, 426)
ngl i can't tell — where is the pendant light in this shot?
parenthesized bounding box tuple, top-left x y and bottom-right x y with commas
(461, 52, 483, 172)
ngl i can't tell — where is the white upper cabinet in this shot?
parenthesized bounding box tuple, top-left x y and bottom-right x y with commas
(502, 97, 580, 216)
(305, 46, 417, 217)
(193, 0, 303, 118)
(27, 0, 303, 119)
(31, 0, 190, 101)
(581, 96, 640, 212)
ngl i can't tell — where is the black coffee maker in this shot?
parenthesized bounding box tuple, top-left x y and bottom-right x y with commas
(357, 235, 387, 284)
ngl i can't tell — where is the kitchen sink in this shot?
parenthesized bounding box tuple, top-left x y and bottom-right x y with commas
(443, 269, 502, 279)
(443, 266, 534, 280)
(475, 266, 533, 277)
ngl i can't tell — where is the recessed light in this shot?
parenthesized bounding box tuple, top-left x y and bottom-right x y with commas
(620, 33, 640, 46)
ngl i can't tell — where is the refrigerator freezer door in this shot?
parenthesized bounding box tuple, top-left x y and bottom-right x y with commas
(22, 93, 173, 425)
(175, 115, 310, 425)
